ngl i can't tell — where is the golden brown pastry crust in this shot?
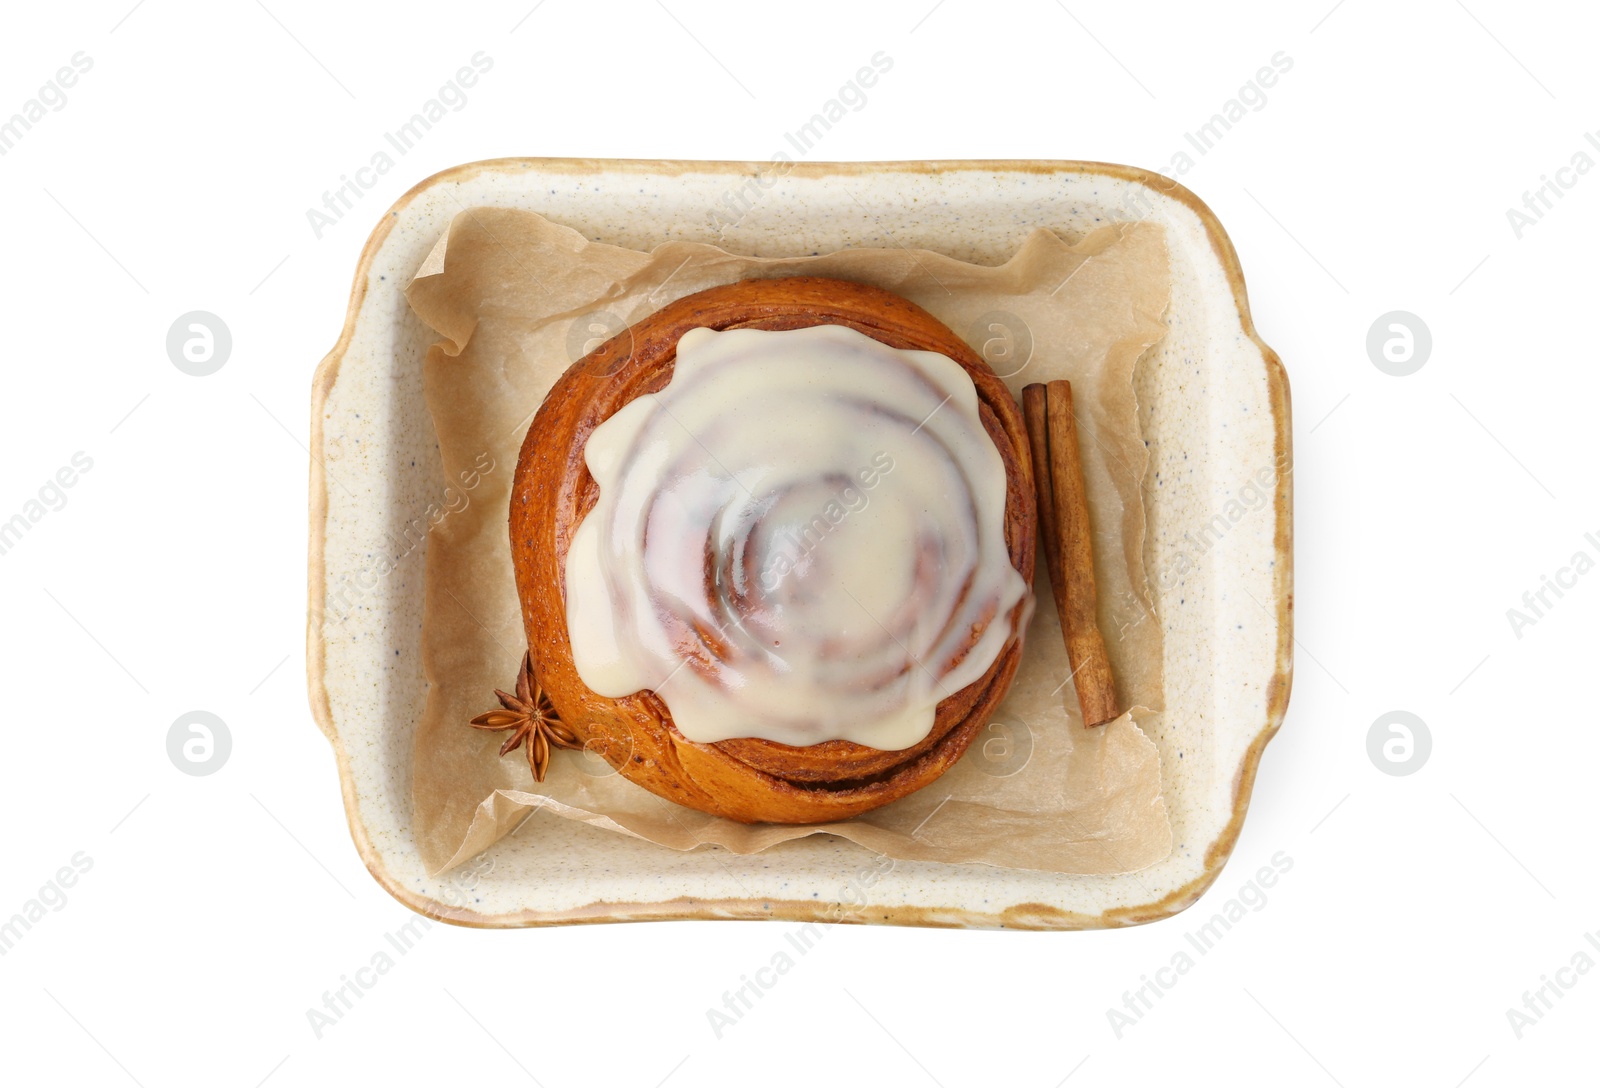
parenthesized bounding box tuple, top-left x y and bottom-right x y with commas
(510, 276, 1035, 823)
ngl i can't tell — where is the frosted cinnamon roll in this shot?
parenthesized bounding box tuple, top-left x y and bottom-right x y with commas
(512, 277, 1035, 824)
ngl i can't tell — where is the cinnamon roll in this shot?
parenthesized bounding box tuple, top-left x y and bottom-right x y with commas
(511, 277, 1035, 823)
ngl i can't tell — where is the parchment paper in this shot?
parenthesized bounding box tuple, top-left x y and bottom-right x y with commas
(404, 207, 1173, 876)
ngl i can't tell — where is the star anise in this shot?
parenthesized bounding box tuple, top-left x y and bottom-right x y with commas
(469, 652, 582, 782)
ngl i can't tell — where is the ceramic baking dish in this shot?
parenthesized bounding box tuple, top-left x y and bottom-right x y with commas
(307, 158, 1292, 929)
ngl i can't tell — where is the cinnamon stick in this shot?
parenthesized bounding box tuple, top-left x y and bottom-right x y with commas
(1022, 381, 1120, 727)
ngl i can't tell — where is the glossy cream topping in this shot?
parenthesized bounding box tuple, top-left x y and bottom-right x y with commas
(565, 323, 1028, 750)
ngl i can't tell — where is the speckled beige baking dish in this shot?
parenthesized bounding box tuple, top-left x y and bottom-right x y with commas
(307, 158, 1292, 930)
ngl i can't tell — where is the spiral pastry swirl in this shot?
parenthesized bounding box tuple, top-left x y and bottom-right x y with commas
(566, 322, 1028, 751)
(513, 277, 1035, 824)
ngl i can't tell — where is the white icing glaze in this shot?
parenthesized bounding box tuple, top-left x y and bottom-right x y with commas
(565, 324, 1028, 750)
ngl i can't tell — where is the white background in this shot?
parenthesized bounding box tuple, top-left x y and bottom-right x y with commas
(1, 1, 1595, 1085)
